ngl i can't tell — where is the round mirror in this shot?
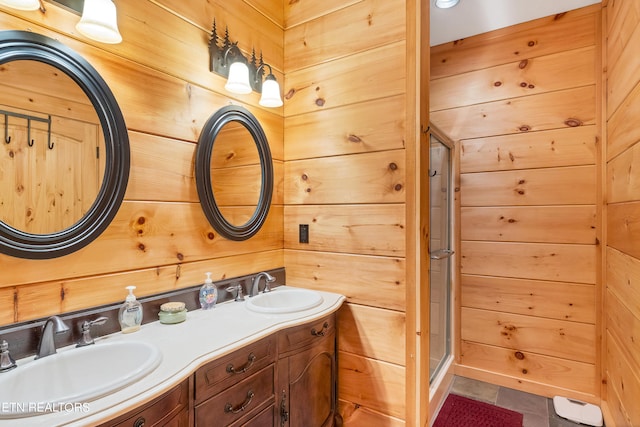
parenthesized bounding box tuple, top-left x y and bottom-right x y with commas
(195, 105, 273, 241)
(0, 31, 129, 259)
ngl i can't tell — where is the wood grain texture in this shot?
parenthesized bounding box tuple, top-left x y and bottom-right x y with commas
(431, 86, 596, 142)
(606, 247, 640, 317)
(460, 166, 596, 207)
(461, 307, 596, 364)
(460, 341, 597, 395)
(461, 275, 596, 323)
(608, 201, 640, 259)
(605, 332, 640, 426)
(284, 250, 405, 311)
(606, 290, 640, 378)
(606, 76, 640, 161)
(338, 400, 406, 427)
(338, 303, 406, 366)
(461, 241, 596, 284)
(459, 126, 596, 173)
(607, 138, 640, 203)
(284, 0, 361, 29)
(284, 0, 405, 72)
(284, 150, 405, 204)
(338, 351, 406, 419)
(284, 204, 405, 257)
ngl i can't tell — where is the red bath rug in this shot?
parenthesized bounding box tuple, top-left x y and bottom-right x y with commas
(434, 394, 524, 427)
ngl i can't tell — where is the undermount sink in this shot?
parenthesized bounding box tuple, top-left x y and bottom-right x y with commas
(246, 287, 323, 314)
(0, 340, 161, 418)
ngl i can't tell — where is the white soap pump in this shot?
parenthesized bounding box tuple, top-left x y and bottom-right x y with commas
(199, 272, 218, 310)
(118, 286, 143, 333)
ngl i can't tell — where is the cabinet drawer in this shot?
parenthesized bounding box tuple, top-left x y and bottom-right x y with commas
(195, 364, 275, 427)
(195, 335, 276, 403)
(278, 314, 335, 355)
(99, 380, 189, 427)
(236, 404, 275, 427)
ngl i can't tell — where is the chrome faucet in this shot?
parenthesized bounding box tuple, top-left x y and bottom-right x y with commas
(250, 272, 275, 297)
(36, 316, 70, 359)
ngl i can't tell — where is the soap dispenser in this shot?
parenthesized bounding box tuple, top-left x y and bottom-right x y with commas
(199, 272, 218, 310)
(119, 286, 143, 333)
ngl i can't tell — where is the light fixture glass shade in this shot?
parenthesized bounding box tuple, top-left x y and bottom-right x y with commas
(76, 0, 122, 44)
(225, 61, 252, 94)
(0, 0, 39, 11)
(435, 0, 459, 8)
(259, 75, 283, 108)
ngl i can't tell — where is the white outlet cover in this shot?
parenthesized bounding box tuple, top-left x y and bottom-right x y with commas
(553, 396, 603, 427)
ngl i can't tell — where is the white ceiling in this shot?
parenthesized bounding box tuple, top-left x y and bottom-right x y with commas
(430, 0, 601, 46)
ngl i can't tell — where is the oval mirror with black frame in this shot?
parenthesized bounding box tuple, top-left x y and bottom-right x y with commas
(195, 105, 273, 241)
(0, 31, 129, 259)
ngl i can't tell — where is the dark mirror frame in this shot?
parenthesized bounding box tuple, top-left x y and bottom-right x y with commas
(0, 31, 130, 259)
(195, 105, 273, 241)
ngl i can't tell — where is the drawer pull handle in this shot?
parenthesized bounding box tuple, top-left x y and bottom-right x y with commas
(311, 322, 329, 337)
(226, 353, 256, 374)
(133, 416, 145, 427)
(224, 390, 255, 414)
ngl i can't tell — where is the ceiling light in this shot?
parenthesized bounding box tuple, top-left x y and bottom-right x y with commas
(435, 0, 459, 9)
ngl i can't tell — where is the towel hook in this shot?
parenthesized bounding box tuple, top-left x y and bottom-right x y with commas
(4, 114, 9, 144)
(27, 119, 34, 147)
(47, 116, 53, 150)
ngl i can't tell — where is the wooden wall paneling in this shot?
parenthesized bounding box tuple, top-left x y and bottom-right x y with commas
(338, 351, 406, 419)
(459, 126, 596, 173)
(284, 150, 405, 204)
(338, 400, 406, 427)
(461, 275, 596, 323)
(606, 247, 640, 316)
(460, 166, 596, 206)
(461, 241, 596, 284)
(284, 41, 406, 116)
(283, 204, 405, 257)
(607, 201, 640, 259)
(431, 46, 596, 111)
(606, 332, 640, 426)
(284, 0, 405, 72)
(461, 307, 596, 364)
(606, 14, 640, 116)
(0, 203, 283, 288)
(430, 86, 596, 142)
(284, 0, 361, 29)
(606, 291, 640, 377)
(243, 0, 284, 28)
(14, 249, 284, 323)
(284, 95, 406, 161)
(606, 80, 640, 161)
(430, 6, 598, 79)
(607, 140, 640, 203)
(459, 341, 597, 396)
(0, 288, 15, 324)
(338, 304, 406, 366)
(283, 250, 405, 311)
(461, 206, 597, 244)
(605, 0, 640, 73)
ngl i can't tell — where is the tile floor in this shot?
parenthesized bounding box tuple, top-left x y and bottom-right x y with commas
(444, 376, 601, 427)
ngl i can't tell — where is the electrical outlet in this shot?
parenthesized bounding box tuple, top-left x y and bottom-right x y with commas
(299, 224, 309, 243)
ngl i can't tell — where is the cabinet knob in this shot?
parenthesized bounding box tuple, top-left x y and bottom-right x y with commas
(133, 416, 145, 427)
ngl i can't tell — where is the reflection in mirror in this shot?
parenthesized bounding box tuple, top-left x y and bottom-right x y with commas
(0, 60, 105, 234)
(210, 120, 261, 227)
(195, 105, 273, 241)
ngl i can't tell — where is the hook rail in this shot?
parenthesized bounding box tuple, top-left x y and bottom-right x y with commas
(0, 109, 52, 149)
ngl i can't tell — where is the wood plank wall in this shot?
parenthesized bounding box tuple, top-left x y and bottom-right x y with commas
(430, 5, 602, 402)
(282, 0, 409, 424)
(0, 1, 284, 324)
(604, 0, 640, 424)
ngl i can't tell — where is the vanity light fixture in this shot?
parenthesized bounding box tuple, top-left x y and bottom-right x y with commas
(209, 20, 283, 108)
(0, 0, 40, 11)
(435, 0, 459, 8)
(75, 0, 122, 44)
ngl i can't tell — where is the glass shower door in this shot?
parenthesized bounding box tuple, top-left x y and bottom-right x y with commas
(429, 133, 452, 383)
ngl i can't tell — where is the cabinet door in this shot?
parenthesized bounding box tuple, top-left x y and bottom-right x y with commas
(278, 325, 336, 427)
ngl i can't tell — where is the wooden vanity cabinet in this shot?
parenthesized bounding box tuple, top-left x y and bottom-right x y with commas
(194, 336, 277, 426)
(97, 378, 190, 427)
(276, 314, 338, 427)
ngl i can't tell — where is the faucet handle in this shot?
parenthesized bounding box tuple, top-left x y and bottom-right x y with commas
(263, 274, 275, 293)
(0, 340, 16, 372)
(226, 283, 244, 302)
(77, 316, 108, 347)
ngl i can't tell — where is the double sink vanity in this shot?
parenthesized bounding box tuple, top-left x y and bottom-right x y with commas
(0, 286, 345, 427)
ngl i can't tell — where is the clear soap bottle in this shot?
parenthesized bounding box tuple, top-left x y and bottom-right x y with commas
(119, 286, 143, 333)
(199, 272, 218, 310)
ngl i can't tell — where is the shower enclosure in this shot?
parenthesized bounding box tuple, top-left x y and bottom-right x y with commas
(429, 129, 453, 384)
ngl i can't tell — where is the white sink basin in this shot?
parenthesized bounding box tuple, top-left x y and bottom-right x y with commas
(246, 288, 323, 314)
(0, 340, 161, 418)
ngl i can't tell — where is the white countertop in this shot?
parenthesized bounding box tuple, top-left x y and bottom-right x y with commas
(1, 286, 345, 427)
